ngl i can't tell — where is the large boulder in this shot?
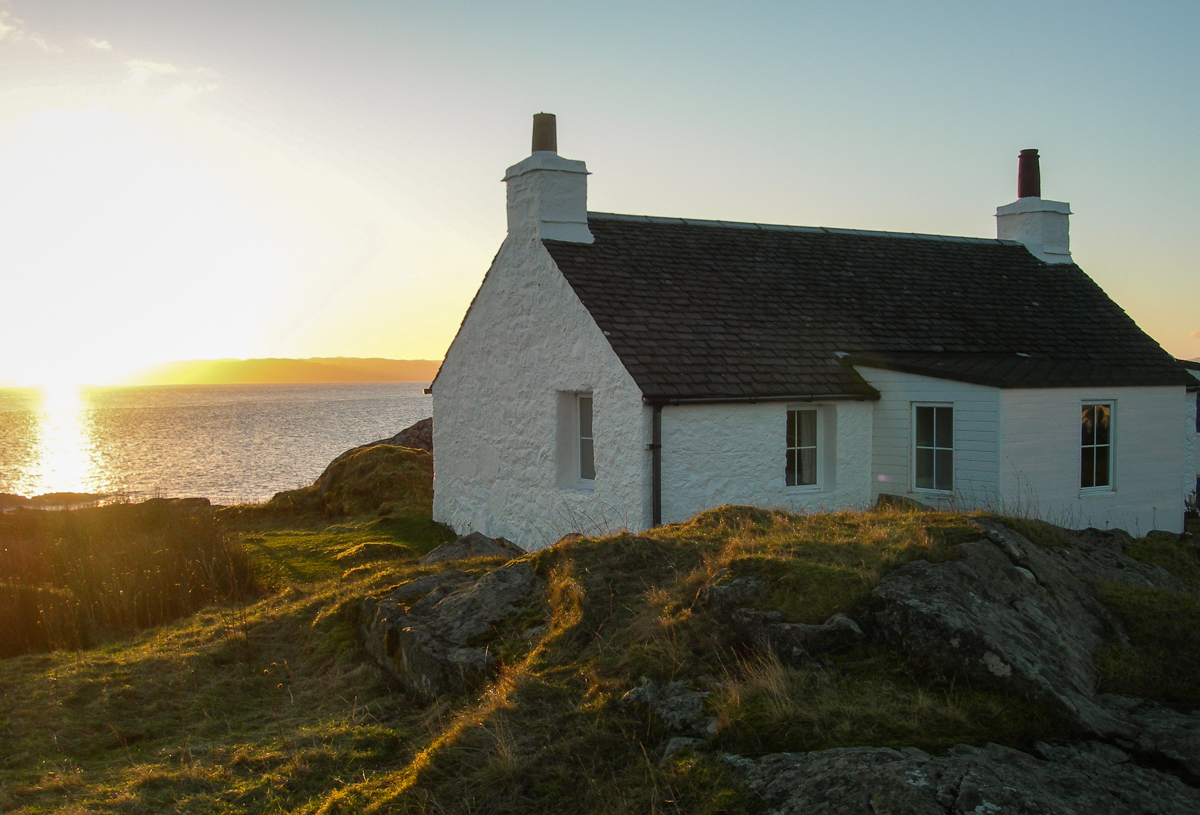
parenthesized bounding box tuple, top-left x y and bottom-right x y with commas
(419, 531, 526, 566)
(873, 518, 1200, 759)
(359, 560, 545, 698)
(725, 741, 1200, 814)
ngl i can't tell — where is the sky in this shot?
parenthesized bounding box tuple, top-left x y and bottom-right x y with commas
(0, 0, 1196, 386)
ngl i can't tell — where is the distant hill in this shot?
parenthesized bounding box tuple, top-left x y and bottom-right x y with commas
(126, 358, 442, 386)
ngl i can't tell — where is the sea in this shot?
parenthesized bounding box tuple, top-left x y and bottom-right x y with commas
(0, 382, 433, 505)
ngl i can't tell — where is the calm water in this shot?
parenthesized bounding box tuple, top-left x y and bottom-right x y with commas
(0, 383, 432, 504)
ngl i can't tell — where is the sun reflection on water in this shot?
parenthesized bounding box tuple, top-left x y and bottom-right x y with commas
(20, 384, 110, 498)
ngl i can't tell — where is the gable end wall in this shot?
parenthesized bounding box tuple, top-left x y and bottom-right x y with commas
(432, 231, 650, 549)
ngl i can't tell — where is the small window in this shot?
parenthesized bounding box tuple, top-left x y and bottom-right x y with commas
(578, 394, 595, 481)
(1081, 403, 1112, 490)
(914, 405, 953, 492)
(785, 409, 818, 487)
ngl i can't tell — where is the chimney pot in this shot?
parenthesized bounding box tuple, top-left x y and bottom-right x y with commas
(1018, 148, 1041, 198)
(531, 112, 557, 154)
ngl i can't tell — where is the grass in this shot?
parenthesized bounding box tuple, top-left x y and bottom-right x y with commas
(1093, 533, 1200, 709)
(0, 501, 257, 658)
(3, 492, 1180, 813)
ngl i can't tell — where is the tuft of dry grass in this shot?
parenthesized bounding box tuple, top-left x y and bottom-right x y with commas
(0, 501, 258, 658)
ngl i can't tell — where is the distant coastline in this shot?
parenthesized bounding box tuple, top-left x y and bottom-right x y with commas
(124, 357, 442, 386)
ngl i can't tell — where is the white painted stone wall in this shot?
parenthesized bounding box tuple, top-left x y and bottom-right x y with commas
(1000, 386, 1185, 534)
(431, 227, 650, 550)
(658, 400, 874, 524)
(855, 367, 1003, 510)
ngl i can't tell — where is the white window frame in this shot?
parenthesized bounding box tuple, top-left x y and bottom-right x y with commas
(577, 393, 595, 482)
(912, 403, 954, 494)
(556, 390, 595, 491)
(1080, 400, 1115, 494)
(784, 407, 822, 491)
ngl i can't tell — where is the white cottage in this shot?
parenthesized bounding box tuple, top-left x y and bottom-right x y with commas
(430, 114, 1196, 549)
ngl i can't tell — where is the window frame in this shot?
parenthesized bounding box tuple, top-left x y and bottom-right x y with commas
(1080, 400, 1115, 494)
(784, 407, 822, 491)
(577, 393, 595, 482)
(912, 403, 954, 494)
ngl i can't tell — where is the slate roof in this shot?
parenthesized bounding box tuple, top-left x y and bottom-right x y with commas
(543, 213, 1192, 401)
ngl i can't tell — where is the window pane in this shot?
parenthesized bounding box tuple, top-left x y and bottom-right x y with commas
(1081, 447, 1094, 488)
(580, 438, 595, 480)
(1094, 405, 1110, 446)
(578, 396, 592, 439)
(935, 449, 953, 491)
(1095, 445, 1110, 487)
(916, 407, 934, 448)
(1081, 406, 1095, 446)
(935, 407, 953, 449)
(915, 448, 934, 489)
(785, 449, 797, 486)
(799, 410, 817, 448)
(799, 449, 817, 486)
(786, 410, 796, 448)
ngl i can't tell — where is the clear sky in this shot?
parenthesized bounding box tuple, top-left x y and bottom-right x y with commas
(1, 0, 1196, 385)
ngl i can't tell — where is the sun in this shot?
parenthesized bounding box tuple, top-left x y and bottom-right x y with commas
(0, 108, 280, 386)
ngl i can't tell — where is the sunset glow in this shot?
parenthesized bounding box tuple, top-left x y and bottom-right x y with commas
(0, 1, 1196, 389)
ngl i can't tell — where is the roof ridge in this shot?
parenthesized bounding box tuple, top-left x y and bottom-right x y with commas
(585, 211, 1013, 246)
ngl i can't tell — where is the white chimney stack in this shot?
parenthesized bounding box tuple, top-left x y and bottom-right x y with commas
(503, 113, 593, 244)
(995, 149, 1072, 264)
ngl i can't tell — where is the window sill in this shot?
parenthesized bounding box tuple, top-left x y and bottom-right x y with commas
(558, 482, 595, 494)
(1079, 487, 1116, 499)
(785, 484, 823, 494)
(912, 488, 954, 496)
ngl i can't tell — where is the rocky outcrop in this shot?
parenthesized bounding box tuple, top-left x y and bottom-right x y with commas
(872, 518, 1200, 769)
(380, 417, 433, 453)
(725, 741, 1200, 815)
(359, 560, 545, 698)
(419, 531, 526, 566)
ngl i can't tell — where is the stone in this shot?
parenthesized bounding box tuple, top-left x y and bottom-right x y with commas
(384, 417, 433, 452)
(359, 561, 544, 698)
(726, 741, 1200, 814)
(697, 568, 767, 613)
(731, 609, 865, 665)
(872, 517, 1200, 751)
(620, 677, 718, 738)
(874, 493, 927, 511)
(661, 737, 702, 761)
(419, 531, 527, 566)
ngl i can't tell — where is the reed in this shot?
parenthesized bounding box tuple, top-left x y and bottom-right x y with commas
(0, 500, 258, 657)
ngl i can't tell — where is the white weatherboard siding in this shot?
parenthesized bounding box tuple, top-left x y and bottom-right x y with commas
(1000, 387, 1185, 534)
(659, 401, 874, 525)
(856, 367, 1002, 510)
(432, 229, 649, 549)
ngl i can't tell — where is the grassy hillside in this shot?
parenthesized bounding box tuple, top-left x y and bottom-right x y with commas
(2, 451, 1196, 813)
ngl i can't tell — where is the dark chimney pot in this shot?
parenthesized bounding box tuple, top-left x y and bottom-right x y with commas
(531, 113, 557, 154)
(1018, 149, 1041, 198)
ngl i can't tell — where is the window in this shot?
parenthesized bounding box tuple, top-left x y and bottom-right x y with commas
(578, 394, 595, 481)
(914, 405, 953, 492)
(556, 391, 594, 488)
(785, 409, 818, 487)
(1080, 402, 1112, 490)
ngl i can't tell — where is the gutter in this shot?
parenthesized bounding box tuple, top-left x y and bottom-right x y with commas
(642, 392, 876, 407)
